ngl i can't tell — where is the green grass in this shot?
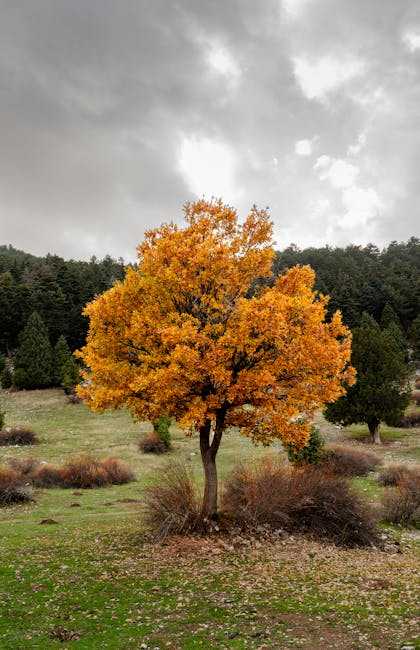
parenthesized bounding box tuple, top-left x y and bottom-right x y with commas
(0, 389, 419, 649)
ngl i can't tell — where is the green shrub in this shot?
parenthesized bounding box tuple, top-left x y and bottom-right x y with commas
(13, 368, 29, 390)
(0, 365, 13, 389)
(286, 426, 324, 465)
(0, 354, 5, 374)
(153, 415, 172, 449)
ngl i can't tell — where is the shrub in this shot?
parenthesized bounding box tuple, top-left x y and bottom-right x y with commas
(0, 365, 13, 389)
(0, 466, 33, 505)
(12, 368, 29, 390)
(7, 457, 40, 477)
(382, 473, 420, 527)
(397, 412, 420, 428)
(378, 463, 420, 487)
(412, 390, 420, 406)
(0, 408, 5, 431)
(144, 461, 201, 539)
(32, 455, 135, 489)
(139, 432, 168, 454)
(286, 426, 325, 465)
(222, 458, 380, 547)
(32, 464, 64, 488)
(100, 457, 135, 485)
(60, 455, 111, 488)
(320, 444, 381, 477)
(0, 426, 38, 446)
(153, 416, 172, 449)
(66, 393, 82, 405)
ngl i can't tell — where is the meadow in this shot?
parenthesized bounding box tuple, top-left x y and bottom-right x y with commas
(0, 388, 419, 649)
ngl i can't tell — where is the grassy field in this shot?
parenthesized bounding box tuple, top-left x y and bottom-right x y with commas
(0, 389, 419, 649)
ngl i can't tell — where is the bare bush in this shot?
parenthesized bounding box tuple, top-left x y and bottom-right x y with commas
(139, 432, 168, 454)
(320, 444, 381, 477)
(7, 457, 40, 476)
(144, 461, 201, 540)
(397, 412, 420, 428)
(100, 457, 135, 485)
(378, 463, 420, 487)
(382, 473, 420, 527)
(0, 466, 33, 505)
(32, 464, 65, 488)
(222, 458, 380, 547)
(0, 426, 38, 446)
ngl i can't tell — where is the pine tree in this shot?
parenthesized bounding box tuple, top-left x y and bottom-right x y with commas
(325, 313, 411, 444)
(53, 335, 71, 385)
(409, 315, 420, 362)
(14, 312, 53, 389)
(380, 302, 402, 330)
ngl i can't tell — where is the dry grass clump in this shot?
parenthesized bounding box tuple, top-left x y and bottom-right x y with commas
(398, 412, 420, 428)
(32, 463, 65, 488)
(378, 463, 420, 487)
(382, 473, 420, 527)
(144, 461, 201, 540)
(139, 432, 168, 455)
(32, 455, 135, 489)
(99, 457, 135, 485)
(222, 458, 380, 547)
(0, 466, 33, 505)
(6, 457, 41, 476)
(320, 444, 381, 477)
(0, 426, 38, 446)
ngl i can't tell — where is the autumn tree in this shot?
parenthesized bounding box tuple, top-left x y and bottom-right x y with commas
(325, 313, 411, 444)
(77, 200, 354, 519)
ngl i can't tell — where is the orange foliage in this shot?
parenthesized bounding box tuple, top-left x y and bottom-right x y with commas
(77, 199, 354, 449)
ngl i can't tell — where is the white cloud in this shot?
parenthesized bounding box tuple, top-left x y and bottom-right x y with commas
(316, 157, 359, 188)
(293, 55, 364, 102)
(282, 0, 314, 20)
(402, 30, 420, 53)
(178, 135, 242, 203)
(295, 139, 313, 156)
(206, 44, 241, 82)
(340, 185, 383, 228)
(347, 132, 367, 156)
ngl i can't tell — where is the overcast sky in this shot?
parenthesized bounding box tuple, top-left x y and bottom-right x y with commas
(1, 0, 420, 261)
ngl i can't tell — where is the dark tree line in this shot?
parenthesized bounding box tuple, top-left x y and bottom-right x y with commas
(0, 238, 419, 358)
(273, 237, 420, 333)
(0, 245, 125, 354)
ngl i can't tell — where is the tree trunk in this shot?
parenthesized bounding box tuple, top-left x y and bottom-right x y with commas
(199, 409, 226, 520)
(368, 420, 381, 444)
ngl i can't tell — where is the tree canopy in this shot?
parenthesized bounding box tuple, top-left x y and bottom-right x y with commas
(325, 313, 411, 443)
(78, 200, 354, 517)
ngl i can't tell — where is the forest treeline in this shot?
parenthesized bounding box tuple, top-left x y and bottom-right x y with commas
(0, 237, 419, 355)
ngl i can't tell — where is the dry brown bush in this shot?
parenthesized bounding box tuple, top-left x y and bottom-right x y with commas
(378, 463, 420, 487)
(321, 444, 381, 477)
(222, 458, 380, 547)
(32, 464, 65, 488)
(100, 457, 135, 485)
(382, 473, 420, 527)
(139, 432, 168, 455)
(0, 426, 38, 446)
(6, 457, 40, 476)
(0, 466, 33, 505)
(144, 461, 201, 540)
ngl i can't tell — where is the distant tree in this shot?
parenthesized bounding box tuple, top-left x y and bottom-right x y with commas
(325, 313, 411, 444)
(53, 335, 72, 385)
(408, 315, 420, 362)
(14, 312, 53, 389)
(380, 303, 402, 330)
(78, 199, 354, 519)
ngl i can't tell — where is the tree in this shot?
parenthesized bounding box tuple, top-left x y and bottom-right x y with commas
(53, 335, 73, 385)
(380, 302, 402, 330)
(14, 312, 53, 389)
(408, 315, 420, 362)
(77, 200, 354, 519)
(325, 313, 411, 444)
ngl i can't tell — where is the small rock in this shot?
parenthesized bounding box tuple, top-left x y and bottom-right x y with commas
(39, 519, 59, 525)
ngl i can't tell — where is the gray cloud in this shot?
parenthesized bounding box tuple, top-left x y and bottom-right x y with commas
(0, 0, 419, 260)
